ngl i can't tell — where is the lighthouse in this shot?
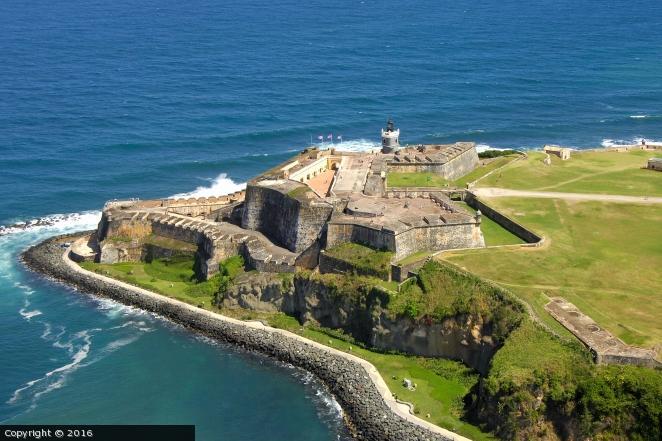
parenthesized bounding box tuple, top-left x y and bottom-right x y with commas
(381, 118, 400, 153)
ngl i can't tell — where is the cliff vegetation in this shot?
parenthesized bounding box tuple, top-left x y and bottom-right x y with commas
(469, 320, 662, 441)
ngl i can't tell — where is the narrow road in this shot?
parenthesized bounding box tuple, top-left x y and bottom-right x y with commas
(473, 188, 662, 204)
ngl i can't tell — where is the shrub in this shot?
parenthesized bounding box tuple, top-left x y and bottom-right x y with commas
(478, 149, 520, 159)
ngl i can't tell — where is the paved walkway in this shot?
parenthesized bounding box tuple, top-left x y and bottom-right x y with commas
(333, 155, 374, 194)
(474, 188, 662, 204)
(62, 247, 470, 441)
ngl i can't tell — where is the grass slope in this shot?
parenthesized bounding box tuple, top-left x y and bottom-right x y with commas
(324, 242, 393, 279)
(455, 201, 524, 246)
(478, 150, 662, 196)
(386, 155, 519, 189)
(454, 155, 519, 188)
(444, 197, 662, 349)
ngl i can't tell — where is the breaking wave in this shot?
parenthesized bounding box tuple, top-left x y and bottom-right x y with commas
(313, 138, 380, 152)
(475, 144, 518, 153)
(0, 211, 101, 237)
(170, 173, 246, 198)
(601, 137, 662, 147)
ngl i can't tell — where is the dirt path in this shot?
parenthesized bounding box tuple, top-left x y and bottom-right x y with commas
(474, 188, 662, 204)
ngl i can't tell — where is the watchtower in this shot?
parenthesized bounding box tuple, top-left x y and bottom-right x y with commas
(381, 118, 400, 153)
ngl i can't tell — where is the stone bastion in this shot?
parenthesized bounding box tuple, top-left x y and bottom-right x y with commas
(90, 144, 537, 281)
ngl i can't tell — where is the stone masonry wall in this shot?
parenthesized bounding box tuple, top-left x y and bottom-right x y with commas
(387, 147, 480, 181)
(241, 184, 333, 253)
(326, 222, 396, 252)
(326, 221, 483, 261)
(394, 222, 484, 260)
(463, 192, 542, 244)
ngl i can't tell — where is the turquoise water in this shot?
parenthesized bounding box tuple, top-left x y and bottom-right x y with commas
(0, 226, 349, 440)
(1, 0, 661, 437)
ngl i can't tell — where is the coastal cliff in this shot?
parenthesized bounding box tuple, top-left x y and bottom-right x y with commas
(221, 266, 520, 375)
(21, 234, 459, 441)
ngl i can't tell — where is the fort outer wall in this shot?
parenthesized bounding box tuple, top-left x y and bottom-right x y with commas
(462, 192, 543, 244)
(387, 146, 480, 181)
(241, 184, 334, 253)
(97, 211, 236, 278)
(326, 221, 484, 261)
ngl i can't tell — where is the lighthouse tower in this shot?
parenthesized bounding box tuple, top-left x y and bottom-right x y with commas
(381, 118, 400, 153)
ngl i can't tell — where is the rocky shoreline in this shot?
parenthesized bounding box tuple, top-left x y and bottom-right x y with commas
(21, 233, 461, 441)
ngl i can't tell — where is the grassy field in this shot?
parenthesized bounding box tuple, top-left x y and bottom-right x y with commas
(220, 309, 495, 441)
(387, 171, 448, 187)
(386, 155, 519, 189)
(455, 201, 524, 246)
(478, 150, 662, 196)
(80, 256, 218, 308)
(454, 155, 520, 188)
(443, 197, 662, 349)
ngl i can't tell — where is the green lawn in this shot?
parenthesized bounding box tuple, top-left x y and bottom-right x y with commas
(455, 201, 524, 246)
(443, 197, 662, 349)
(478, 150, 662, 196)
(397, 250, 433, 265)
(387, 171, 448, 188)
(386, 155, 520, 189)
(454, 155, 520, 188)
(324, 242, 394, 279)
(80, 257, 218, 308)
(220, 309, 495, 441)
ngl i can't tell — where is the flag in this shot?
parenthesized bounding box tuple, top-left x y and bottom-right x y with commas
(317, 135, 323, 140)
(337, 135, 342, 140)
(327, 134, 333, 140)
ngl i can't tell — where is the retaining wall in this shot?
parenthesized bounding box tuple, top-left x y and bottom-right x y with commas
(463, 192, 542, 244)
(387, 148, 479, 181)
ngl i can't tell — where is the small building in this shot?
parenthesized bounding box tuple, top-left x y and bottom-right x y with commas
(544, 145, 571, 160)
(647, 157, 662, 171)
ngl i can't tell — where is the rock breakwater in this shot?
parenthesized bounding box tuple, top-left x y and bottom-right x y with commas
(21, 233, 463, 441)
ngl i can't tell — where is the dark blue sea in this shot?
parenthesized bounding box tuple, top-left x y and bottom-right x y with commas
(1, 0, 661, 438)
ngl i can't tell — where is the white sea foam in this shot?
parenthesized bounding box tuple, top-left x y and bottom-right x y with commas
(0, 211, 101, 237)
(316, 388, 344, 416)
(41, 323, 52, 339)
(171, 173, 246, 198)
(19, 308, 42, 320)
(99, 335, 141, 354)
(475, 144, 514, 153)
(629, 115, 648, 119)
(314, 138, 381, 152)
(601, 137, 662, 147)
(8, 330, 94, 405)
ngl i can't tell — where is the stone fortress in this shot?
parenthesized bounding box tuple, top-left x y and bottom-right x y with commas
(93, 120, 492, 279)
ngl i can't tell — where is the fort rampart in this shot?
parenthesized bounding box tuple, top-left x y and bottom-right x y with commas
(387, 145, 479, 181)
(241, 184, 333, 253)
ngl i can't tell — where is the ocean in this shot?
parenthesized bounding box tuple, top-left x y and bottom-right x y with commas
(1, 0, 660, 438)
